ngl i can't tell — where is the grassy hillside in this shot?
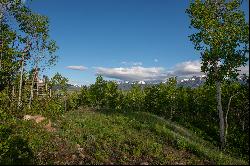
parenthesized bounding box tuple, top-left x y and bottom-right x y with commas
(6, 108, 248, 165)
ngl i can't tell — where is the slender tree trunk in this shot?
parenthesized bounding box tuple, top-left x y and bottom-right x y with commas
(12, 85, 15, 98)
(49, 88, 52, 97)
(11, 85, 15, 109)
(17, 53, 25, 108)
(28, 69, 36, 109)
(216, 81, 225, 149)
(225, 93, 239, 145)
(64, 96, 67, 112)
(36, 79, 39, 96)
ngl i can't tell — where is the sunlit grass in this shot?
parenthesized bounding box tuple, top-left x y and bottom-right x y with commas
(14, 108, 248, 165)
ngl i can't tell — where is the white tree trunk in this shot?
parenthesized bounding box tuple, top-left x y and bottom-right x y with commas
(49, 88, 52, 97)
(225, 92, 239, 145)
(17, 53, 25, 108)
(216, 81, 225, 149)
(12, 85, 15, 98)
(36, 79, 39, 96)
(28, 69, 36, 109)
(64, 96, 67, 112)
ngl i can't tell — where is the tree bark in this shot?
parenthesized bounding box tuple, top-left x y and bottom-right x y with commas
(28, 68, 36, 109)
(64, 96, 67, 112)
(49, 88, 52, 97)
(225, 92, 239, 145)
(17, 53, 25, 108)
(36, 78, 39, 96)
(12, 85, 15, 98)
(216, 81, 225, 149)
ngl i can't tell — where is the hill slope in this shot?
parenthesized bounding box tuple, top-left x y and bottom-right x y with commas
(13, 108, 247, 165)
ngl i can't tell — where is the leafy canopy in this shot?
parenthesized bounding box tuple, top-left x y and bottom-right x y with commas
(186, 0, 249, 83)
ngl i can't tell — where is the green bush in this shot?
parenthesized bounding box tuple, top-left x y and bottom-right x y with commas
(0, 110, 34, 165)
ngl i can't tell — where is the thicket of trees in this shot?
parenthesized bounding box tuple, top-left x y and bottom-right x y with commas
(1, 73, 249, 162)
(65, 75, 249, 159)
(0, 0, 58, 111)
(0, 1, 59, 163)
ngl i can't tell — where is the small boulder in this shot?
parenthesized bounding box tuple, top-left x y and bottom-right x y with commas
(44, 120, 56, 132)
(34, 115, 45, 123)
(23, 115, 45, 123)
(23, 115, 33, 120)
(140, 162, 149, 165)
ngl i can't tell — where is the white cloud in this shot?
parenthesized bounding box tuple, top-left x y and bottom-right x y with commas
(238, 65, 249, 75)
(66, 65, 88, 71)
(96, 60, 203, 81)
(172, 60, 203, 77)
(121, 61, 142, 66)
(132, 62, 143, 66)
(171, 60, 249, 77)
(96, 66, 169, 81)
(95, 60, 249, 81)
(154, 58, 158, 62)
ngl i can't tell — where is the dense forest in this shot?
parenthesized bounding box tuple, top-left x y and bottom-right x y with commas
(0, 0, 249, 165)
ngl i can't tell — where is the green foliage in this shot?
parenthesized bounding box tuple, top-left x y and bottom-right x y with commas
(50, 72, 68, 93)
(0, 0, 248, 163)
(42, 109, 246, 164)
(0, 108, 34, 165)
(0, 0, 58, 92)
(57, 109, 202, 164)
(105, 81, 121, 110)
(0, 129, 35, 165)
(88, 76, 107, 109)
(67, 92, 81, 110)
(78, 85, 90, 107)
(186, 0, 249, 150)
(123, 84, 145, 112)
(22, 97, 64, 120)
(186, 0, 249, 82)
(84, 76, 123, 111)
(144, 78, 178, 119)
(73, 76, 248, 159)
(0, 73, 248, 164)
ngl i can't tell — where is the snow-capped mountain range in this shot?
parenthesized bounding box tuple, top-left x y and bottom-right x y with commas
(65, 75, 248, 91)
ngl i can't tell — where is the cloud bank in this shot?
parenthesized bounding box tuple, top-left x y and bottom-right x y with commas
(172, 60, 202, 77)
(95, 60, 249, 81)
(66, 65, 88, 71)
(96, 60, 203, 81)
(96, 66, 169, 81)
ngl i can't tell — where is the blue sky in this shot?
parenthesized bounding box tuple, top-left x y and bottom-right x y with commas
(26, 0, 249, 85)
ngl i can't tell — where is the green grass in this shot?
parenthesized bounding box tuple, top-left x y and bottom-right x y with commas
(12, 108, 248, 165)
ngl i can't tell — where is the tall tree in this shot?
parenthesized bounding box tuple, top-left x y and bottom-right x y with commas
(0, 1, 21, 92)
(0, 0, 58, 108)
(26, 14, 58, 108)
(186, 0, 249, 149)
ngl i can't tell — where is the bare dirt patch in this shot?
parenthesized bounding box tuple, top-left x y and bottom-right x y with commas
(23, 115, 56, 132)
